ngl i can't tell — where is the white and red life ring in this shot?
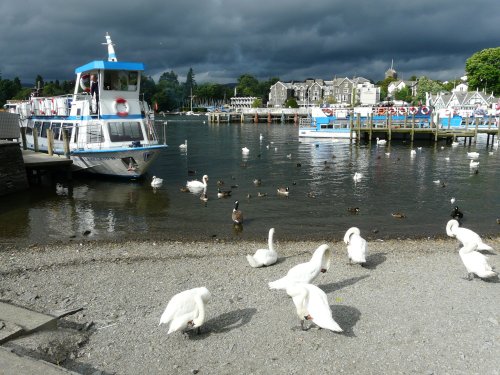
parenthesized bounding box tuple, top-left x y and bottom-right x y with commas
(399, 107, 407, 115)
(80, 74, 90, 92)
(409, 107, 418, 115)
(322, 108, 333, 116)
(389, 107, 398, 115)
(377, 107, 386, 115)
(421, 106, 430, 115)
(443, 108, 452, 117)
(113, 97, 129, 117)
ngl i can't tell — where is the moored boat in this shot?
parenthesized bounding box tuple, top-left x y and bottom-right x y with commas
(6, 33, 166, 178)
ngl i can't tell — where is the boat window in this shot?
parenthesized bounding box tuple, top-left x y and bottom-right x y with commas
(41, 122, 51, 138)
(51, 122, 61, 140)
(103, 70, 138, 91)
(26, 122, 35, 135)
(108, 121, 143, 142)
(33, 121, 42, 136)
(71, 125, 79, 143)
(87, 124, 104, 144)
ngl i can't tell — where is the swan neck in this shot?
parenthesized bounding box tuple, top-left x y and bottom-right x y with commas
(268, 229, 274, 251)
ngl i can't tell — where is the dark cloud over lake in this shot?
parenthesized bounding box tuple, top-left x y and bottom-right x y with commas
(1, 0, 498, 85)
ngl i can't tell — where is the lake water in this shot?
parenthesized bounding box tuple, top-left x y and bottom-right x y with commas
(1, 116, 499, 245)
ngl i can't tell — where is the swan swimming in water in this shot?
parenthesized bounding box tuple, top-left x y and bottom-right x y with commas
(459, 242, 497, 280)
(470, 159, 479, 168)
(286, 283, 343, 332)
(268, 244, 331, 290)
(242, 147, 250, 154)
(376, 137, 387, 145)
(186, 175, 208, 193)
(353, 172, 363, 182)
(159, 287, 211, 334)
(179, 140, 187, 150)
(446, 219, 493, 251)
(246, 228, 277, 267)
(343, 227, 367, 265)
(151, 176, 163, 188)
(467, 152, 479, 159)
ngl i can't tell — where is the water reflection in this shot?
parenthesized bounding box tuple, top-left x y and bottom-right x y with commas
(1, 117, 499, 245)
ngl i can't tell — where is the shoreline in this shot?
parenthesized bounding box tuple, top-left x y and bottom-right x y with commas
(1, 237, 498, 374)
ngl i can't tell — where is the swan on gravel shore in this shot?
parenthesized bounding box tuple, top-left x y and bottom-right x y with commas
(343, 227, 367, 265)
(246, 228, 277, 267)
(159, 287, 211, 334)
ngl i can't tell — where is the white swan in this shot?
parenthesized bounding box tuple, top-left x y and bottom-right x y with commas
(450, 197, 456, 204)
(286, 283, 343, 332)
(246, 228, 277, 267)
(459, 242, 497, 280)
(179, 140, 187, 150)
(451, 141, 460, 147)
(159, 287, 211, 334)
(277, 187, 289, 196)
(268, 244, 331, 290)
(343, 227, 367, 265)
(242, 147, 250, 154)
(186, 174, 208, 193)
(470, 159, 479, 168)
(151, 176, 163, 188)
(259, 133, 263, 141)
(353, 172, 363, 182)
(467, 152, 479, 159)
(410, 149, 416, 156)
(376, 137, 387, 145)
(445, 219, 493, 251)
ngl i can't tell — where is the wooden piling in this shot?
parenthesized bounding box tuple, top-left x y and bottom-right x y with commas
(20, 127, 27, 150)
(47, 128, 54, 156)
(33, 128, 39, 152)
(62, 129, 70, 159)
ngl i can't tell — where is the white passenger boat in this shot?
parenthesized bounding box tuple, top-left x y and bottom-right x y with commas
(6, 33, 166, 178)
(298, 107, 356, 139)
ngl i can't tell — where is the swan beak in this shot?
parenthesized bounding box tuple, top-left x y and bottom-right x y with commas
(320, 268, 327, 273)
(305, 314, 313, 320)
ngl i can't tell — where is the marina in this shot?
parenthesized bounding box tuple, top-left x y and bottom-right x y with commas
(0, 119, 498, 245)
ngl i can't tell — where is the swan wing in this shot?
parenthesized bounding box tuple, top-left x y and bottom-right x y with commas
(460, 250, 497, 278)
(269, 262, 318, 289)
(347, 235, 367, 263)
(305, 285, 343, 332)
(246, 253, 264, 268)
(160, 288, 210, 333)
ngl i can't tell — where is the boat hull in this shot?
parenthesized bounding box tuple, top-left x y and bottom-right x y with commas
(299, 127, 356, 139)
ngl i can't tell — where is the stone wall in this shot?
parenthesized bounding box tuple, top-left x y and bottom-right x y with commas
(0, 141, 28, 196)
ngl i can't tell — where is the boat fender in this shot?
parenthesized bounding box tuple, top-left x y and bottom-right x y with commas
(399, 107, 407, 115)
(113, 97, 129, 117)
(80, 74, 90, 92)
(409, 107, 418, 115)
(421, 106, 430, 115)
(389, 107, 397, 115)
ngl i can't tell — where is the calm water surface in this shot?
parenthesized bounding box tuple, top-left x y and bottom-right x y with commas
(1, 116, 499, 245)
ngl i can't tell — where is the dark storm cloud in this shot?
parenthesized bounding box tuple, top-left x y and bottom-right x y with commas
(1, 0, 498, 85)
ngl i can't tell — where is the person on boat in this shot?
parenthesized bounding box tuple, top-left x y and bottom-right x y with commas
(90, 74, 99, 114)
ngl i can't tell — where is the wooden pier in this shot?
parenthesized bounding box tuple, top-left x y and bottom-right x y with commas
(207, 109, 499, 145)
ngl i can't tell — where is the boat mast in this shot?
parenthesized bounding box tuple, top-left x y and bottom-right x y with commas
(102, 33, 118, 62)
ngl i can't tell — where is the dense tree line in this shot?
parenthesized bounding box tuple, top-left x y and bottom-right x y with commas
(1, 48, 498, 109)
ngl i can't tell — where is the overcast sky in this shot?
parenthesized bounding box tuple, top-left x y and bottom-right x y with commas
(1, 0, 498, 86)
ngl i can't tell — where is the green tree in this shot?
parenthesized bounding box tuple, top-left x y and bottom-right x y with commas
(284, 98, 299, 108)
(236, 74, 260, 97)
(252, 98, 263, 108)
(465, 47, 500, 96)
(394, 86, 413, 103)
(376, 77, 396, 101)
(415, 77, 444, 103)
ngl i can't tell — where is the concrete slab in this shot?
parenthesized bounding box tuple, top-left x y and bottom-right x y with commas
(0, 347, 80, 374)
(0, 302, 57, 344)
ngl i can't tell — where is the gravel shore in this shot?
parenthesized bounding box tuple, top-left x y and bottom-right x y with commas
(0, 236, 499, 375)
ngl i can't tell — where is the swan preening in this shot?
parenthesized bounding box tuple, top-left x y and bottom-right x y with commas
(159, 287, 211, 334)
(151, 176, 163, 188)
(459, 243, 497, 280)
(343, 227, 367, 265)
(286, 283, 343, 332)
(445, 219, 493, 251)
(187, 174, 208, 193)
(246, 228, 278, 268)
(268, 244, 331, 290)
